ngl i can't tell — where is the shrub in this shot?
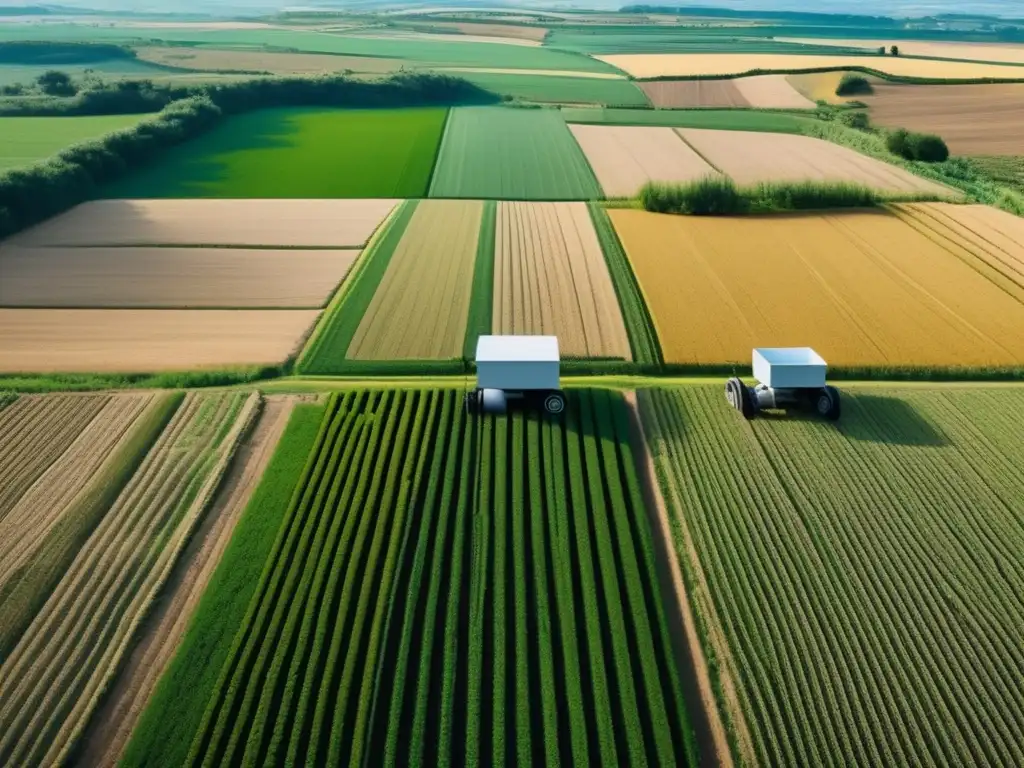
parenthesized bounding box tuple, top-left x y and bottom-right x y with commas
(835, 73, 873, 96)
(753, 180, 877, 211)
(886, 127, 949, 162)
(639, 176, 747, 215)
(886, 127, 912, 158)
(839, 110, 871, 130)
(36, 69, 76, 96)
(639, 179, 883, 215)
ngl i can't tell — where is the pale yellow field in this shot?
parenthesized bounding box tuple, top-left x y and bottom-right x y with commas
(11, 199, 398, 248)
(676, 128, 951, 194)
(0, 309, 320, 372)
(786, 70, 874, 104)
(0, 246, 356, 308)
(348, 200, 482, 359)
(569, 124, 716, 197)
(609, 207, 1024, 367)
(494, 202, 631, 359)
(639, 74, 813, 108)
(778, 38, 1024, 65)
(599, 53, 1024, 80)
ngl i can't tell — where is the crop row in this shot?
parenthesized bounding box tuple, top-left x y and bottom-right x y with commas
(183, 388, 696, 766)
(638, 385, 1024, 767)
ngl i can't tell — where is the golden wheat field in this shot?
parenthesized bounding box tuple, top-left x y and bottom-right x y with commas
(348, 200, 483, 359)
(494, 202, 631, 359)
(609, 207, 1024, 367)
(777, 38, 1024, 65)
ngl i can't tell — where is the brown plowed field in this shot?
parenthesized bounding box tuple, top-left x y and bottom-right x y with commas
(676, 128, 951, 194)
(348, 200, 482, 359)
(0, 246, 357, 308)
(641, 75, 813, 108)
(494, 202, 631, 359)
(569, 124, 716, 197)
(11, 199, 398, 248)
(0, 393, 153, 590)
(0, 309, 319, 373)
(862, 82, 1024, 156)
(0, 394, 108, 522)
(609, 207, 1024, 367)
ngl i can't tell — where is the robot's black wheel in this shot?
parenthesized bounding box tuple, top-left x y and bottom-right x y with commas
(726, 378, 755, 420)
(816, 386, 841, 421)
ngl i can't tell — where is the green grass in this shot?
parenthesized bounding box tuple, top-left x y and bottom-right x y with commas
(561, 106, 815, 133)
(640, 384, 1024, 767)
(0, 113, 147, 171)
(169, 388, 697, 767)
(0, 59, 175, 87)
(0, 366, 283, 393)
(462, 200, 496, 359)
(121, 399, 327, 768)
(454, 71, 650, 106)
(99, 107, 447, 198)
(544, 29, 866, 56)
(969, 155, 1024, 196)
(429, 105, 601, 200)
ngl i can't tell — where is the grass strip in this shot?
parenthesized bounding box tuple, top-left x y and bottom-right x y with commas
(463, 199, 496, 360)
(588, 203, 662, 366)
(120, 400, 326, 768)
(0, 391, 183, 662)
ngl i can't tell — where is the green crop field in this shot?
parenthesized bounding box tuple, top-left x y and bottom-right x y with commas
(544, 29, 865, 56)
(0, 59, 174, 87)
(455, 71, 650, 107)
(99, 107, 447, 198)
(639, 385, 1024, 767)
(429, 106, 601, 200)
(561, 107, 815, 134)
(0, 114, 148, 171)
(150, 388, 695, 767)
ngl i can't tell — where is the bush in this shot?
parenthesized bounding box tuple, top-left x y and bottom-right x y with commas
(835, 74, 873, 96)
(639, 178, 884, 215)
(639, 176, 747, 215)
(886, 127, 949, 162)
(839, 110, 871, 130)
(753, 180, 877, 210)
(886, 127, 912, 158)
(36, 69, 76, 97)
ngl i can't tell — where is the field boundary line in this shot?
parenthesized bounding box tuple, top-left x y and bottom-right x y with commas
(423, 106, 452, 195)
(462, 199, 497, 359)
(48, 244, 365, 251)
(671, 130, 725, 175)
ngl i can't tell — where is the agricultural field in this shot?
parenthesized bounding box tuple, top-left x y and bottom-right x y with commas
(542, 28, 865, 56)
(12, 199, 397, 248)
(0, 59, 175, 87)
(609, 206, 1024, 368)
(0, 114, 147, 171)
(449, 70, 650, 106)
(347, 200, 484, 360)
(675, 128, 951, 194)
(407, 21, 548, 42)
(0, 391, 258, 766)
(639, 384, 1024, 767)
(599, 53, 1024, 79)
(787, 70, 872, 104)
(569, 125, 716, 198)
(639, 75, 814, 109)
(0, 309, 319, 373)
(861, 82, 1024, 156)
(777, 37, 1024, 65)
(134, 46, 405, 75)
(493, 202, 631, 359)
(134, 389, 696, 768)
(99, 108, 447, 198)
(562, 106, 814, 133)
(429, 106, 601, 200)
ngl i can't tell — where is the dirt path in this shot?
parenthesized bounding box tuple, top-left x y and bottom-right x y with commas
(76, 396, 296, 767)
(624, 391, 736, 768)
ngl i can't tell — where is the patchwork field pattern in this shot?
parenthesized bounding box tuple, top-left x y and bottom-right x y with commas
(562, 107, 813, 133)
(640, 384, 1024, 768)
(640, 75, 813, 108)
(778, 37, 1024, 64)
(676, 128, 951, 195)
(494, 202, 631, 359)
(348, 200, 483, 359)
(135, 46, 406, 74)
(569, 125, 716, 198)
(175, 389, 696, 767)
(0, 391, 259, 767)
(449, 71, 650, 106)
(0, 114, 146, 171)
(429, 107, 601, 200)
(610, 208, 1024, 367)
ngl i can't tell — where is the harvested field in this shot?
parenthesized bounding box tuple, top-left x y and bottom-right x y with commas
(494, 202, 631, 359)
(675, 128, 950, 195)
(862, 82, 1024, 156)
(787, 70, 874, 104)
(348, 200, 483, 359)
(11, 199, 397, 248)
(640, 384, 1024, 767)
(413, 21, 548, 42)
(0, 391, 258, 767)
(778, 37, 1024, 65)
(135, 46, 404, 74)
(0, 246, 357, 309)
(599, 53, 1024, 80)
(569, 124, 716, 198)
(609, 208, 1024, 367)
(0, 309, 319, 373)
(640, 75, 813, 108)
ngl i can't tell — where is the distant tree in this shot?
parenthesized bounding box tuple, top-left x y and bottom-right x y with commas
(836, 73, 874, 96)
(36, 69, 77, 96)
(890, 45, 900, 56)
(877, 45, 886, 54)
(839, 110, 871, 130)
(0, 83, 25, 95)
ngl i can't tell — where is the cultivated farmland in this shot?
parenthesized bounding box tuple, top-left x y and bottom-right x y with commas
(675, 128, 951, 195)
(0, 115, 147, 171)
(12, 199, 398, 248)
(99, 108, 447, 198)
(569, 124, 717, 198)
(610, 207, 1024, 367)
(640, 75, 813, 109)
(135, 46, 406, 75)
(428, 106, 602, 200)
(348, 200, 483, 359)
(168, 389, 697, 767)
(562, 106, 813, 133)
(0, 309, 320, 373)
(494, 202, 631, 359)
(447, 70, 650, 106)
(778, 37, 1024, 65)
(0, 247, 357, 308)
(0, 391, 259, 767)
(639, 384, 1024, 768)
